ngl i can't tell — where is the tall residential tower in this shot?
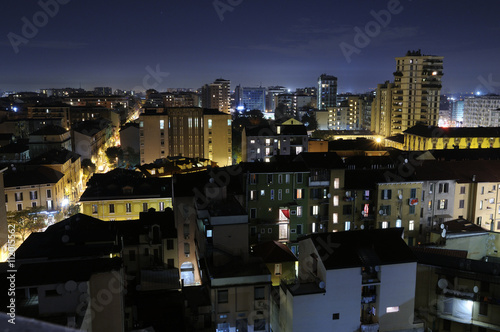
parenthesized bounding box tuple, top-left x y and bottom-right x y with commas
(372, 50, 443, 136)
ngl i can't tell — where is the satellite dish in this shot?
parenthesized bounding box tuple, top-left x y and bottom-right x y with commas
(360, 225, 365, 230)
(327, 193, 331, 198)
(440, 224, 445, 229)
(441, 229, 447, 238)
(374, 266, 380, 272)
(209, 178, 214, 183)
(318, 281, 326, 289)
(473, 286, 479, 293)
(398, 195, 403, 200)
(438, 279, 448, 289)
(379, 210, 384, 215)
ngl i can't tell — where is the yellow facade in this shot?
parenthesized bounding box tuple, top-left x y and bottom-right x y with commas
(375, 182, 422, 245)
(81, 198, 172, 221)
(405, 134, 500, 151)
(5, 178, 66, 213)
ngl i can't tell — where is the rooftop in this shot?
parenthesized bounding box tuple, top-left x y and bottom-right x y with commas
(251, 241, 298, 263)
(80, 168, 172, 201)
(302, 228, 416, 270)
(404, 124, 500, 138)
(4, 166, 64, 187)
(30, 125, 68, 136)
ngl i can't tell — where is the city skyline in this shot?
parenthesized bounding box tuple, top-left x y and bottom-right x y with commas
(1, 0, 499, 94)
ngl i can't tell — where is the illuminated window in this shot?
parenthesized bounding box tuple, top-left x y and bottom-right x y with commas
(333, 213, 338, 224)
(334, 178, 340, 189)
(345, 221, 351, 231)
(312, 205, 319, 216)
(159, 120, 164, 129)
(386, 306, 399, 313)
(297, 206, 302, 217)
(333, 195, 339, 206)
(382, 221, 388, 229)
(409, 220, 414, 231)
(208, 119, 213, 129)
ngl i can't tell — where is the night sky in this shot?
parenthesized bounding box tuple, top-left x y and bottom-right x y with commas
(1, 0, 499, 94)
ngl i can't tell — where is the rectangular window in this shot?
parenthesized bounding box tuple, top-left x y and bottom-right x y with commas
(260, 189, 265, 197)
(218, 290, 228, 303)
(126, 203, 131, 213)
(250, 174, 257, 184)
(409, 220, 415, 231)
(17, 203, 22, 211)
(250, 190, 257, 201)
(481, 186, 485, 195)
(208, 119, 213, 129)
(460, 186, 466, 194)
(250, 208, 257, 219)
(47, 200, 53, 210)
(333, 195, 339, 206)
(297, 206, 302, 217)
(15, 192, 23, 201)
(297, 173, 303, 184)
(267, 174, 273, 184)
(285, 174, 290, 184)
(143, 202, 148, 212)
(159, 119, 164, 129)
(278, 189, 282, 200)
(438, 199, 448, 210)
(480, 200, 483, 210)
(159, 201, 165, 211)
(382, 221, 389, 229)
(363, 190, 370, 200)
(30, 191, 38, 200)
(382, 189, 391, 200)
(334, 178, 340, 189)
(381, 205, 391, 215)
(254, 286, 265, 300)
(109, 204, 115, 214)
(4, 194, 7, 203)
(32, 202, 37, 207)
(270, 189, 274, 200)
(166, 239, 174, 250)
(333, 213, 338, 224)
(410, 188, 417, 198)
(386, 306, 399, 313)
(345, 221, 351, 231)
(438, 183, 443, 193)
(312, 205, 319, 216)
(459, 200, 465, 209)
(278, 174, 283, 184)
(274, 263, 282, 275)
(92, 204, 98, 214)
(295, 189, 303, 199)
(47, 189, 52, 198)
(409, 205, 416, 214)
(297, 224, 303, 234)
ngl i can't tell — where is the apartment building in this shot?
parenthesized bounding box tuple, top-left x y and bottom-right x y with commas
(372, 50, 443, 137)
(139, 107, 232, 167)
(79, 168, 172, 221)
(279, 229, 423, 332)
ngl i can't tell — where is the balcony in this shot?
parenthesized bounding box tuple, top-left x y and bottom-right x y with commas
(308, 178, 330, 187)
(361, 323, 379, 332)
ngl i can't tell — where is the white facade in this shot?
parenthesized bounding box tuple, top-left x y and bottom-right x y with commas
(463, 96, 500, 127)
